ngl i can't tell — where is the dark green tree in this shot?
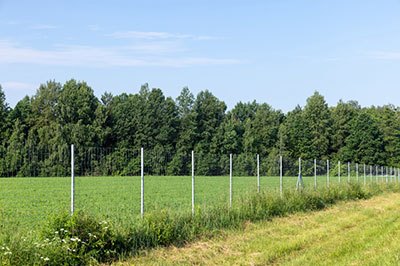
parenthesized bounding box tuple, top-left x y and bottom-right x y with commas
(341, 111, 384, 164)
(366, 105, 400, 166)
(302, 91, 332, 159)
(0, 85, 10, 145)
(278, 105, 305, 159)
(169, 87, 196, 175)
(331, 100, 361, 159)
(193, 90, 226, 175)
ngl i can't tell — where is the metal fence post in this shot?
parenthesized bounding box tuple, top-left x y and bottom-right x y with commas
(192, 150, 195, 216)
(257, 154, 260, 193)
(347, 162, 350, 183)
(229, 153, 232, 208)
(381, 166, 384, 183)
(141, 147, 144, 218)
(314, 159, 317, 190)
(70, 144, 75, 216)
(338, 161, 341, 183)
(370, 165, 373, 183)
(391, 167, 393, 183)
(280, 155, 283, 197)
(296, 157, 303, 190)
(356, 163, 359, 183)
(363, 164, 366, 186)
(375, 165, 378, 182)
(327, 159, 330, 188)
(386, 166, 388, 184)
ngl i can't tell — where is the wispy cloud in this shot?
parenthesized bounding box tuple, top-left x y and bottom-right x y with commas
(5, 20, 20, 25)
(0, 40, 239, 67)
(369, 51, 400, 60)
(109, 31, 216, 41)
(29, 24, 57, 30)
(88, 24, 101, 31)
(2, 81, 37, 91)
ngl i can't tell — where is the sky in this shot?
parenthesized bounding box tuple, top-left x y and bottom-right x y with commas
(1, 0, 400, 112)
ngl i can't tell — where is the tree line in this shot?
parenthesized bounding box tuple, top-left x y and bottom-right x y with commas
(0, 80, 399, 177)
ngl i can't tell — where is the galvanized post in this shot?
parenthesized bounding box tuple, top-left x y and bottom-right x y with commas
(363, 164, 366, 186)
(370, 165, 373, 182)
(356, 163, 359, 183)
(381, 166, 384, 183)
(375, 165, 378, 182)
(338, 161, 341, 183)
(296, 157, 303, 190)
(314, 159, 317, 190)
(257, 154, 260, 193)
(229, 153, 232, 208)
(299, 157, 301, 177)
(141, 147, 144, 218)
(191, 150, 195, 216)
(391, 167, 393, 183)
(70, 144, 75, 216)
(327, 159, 330, 188)
(279, 156, 283, 197)
(348, 162, 350, 183)
(386, 166, 388, 184)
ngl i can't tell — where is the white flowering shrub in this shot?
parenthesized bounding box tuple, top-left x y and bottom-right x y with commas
(38, 211, 120, 265)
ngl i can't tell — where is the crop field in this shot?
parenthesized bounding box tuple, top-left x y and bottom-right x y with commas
(0, 173, 375, 234)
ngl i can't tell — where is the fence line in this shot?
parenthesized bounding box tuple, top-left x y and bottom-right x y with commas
(1, 144, 400, 223)
(65, 145, 400, 216)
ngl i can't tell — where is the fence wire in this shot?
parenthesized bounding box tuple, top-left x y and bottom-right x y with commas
(1, 146, 399, 233)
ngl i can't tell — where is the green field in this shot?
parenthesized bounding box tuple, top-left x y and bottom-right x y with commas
(0, 173, 389, 235)
(121, 192, 400, 265)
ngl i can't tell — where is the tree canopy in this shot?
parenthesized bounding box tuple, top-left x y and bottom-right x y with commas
(0, 81, 397, 177)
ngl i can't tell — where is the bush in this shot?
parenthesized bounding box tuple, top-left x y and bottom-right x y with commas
(37, 211, 121, 265)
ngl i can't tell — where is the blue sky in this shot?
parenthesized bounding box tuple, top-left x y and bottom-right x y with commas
(1, 0, 400, 111)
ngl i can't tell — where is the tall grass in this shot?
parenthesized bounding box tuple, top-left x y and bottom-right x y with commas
(0, 183, 398, 265)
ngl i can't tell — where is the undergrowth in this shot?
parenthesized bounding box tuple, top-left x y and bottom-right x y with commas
(0, 183, 398, 265)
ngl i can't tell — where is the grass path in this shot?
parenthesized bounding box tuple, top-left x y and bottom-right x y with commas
(119, 192, 400, 265)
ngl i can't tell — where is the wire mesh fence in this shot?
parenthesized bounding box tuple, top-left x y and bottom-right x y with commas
(1, 145, 400, 233)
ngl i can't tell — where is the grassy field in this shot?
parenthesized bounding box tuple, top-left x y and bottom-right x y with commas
(120, 191, 400, 265)
(0, 173, 386, 234)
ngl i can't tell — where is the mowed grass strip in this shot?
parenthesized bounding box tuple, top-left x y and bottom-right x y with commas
(120, 192, 400, 266)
